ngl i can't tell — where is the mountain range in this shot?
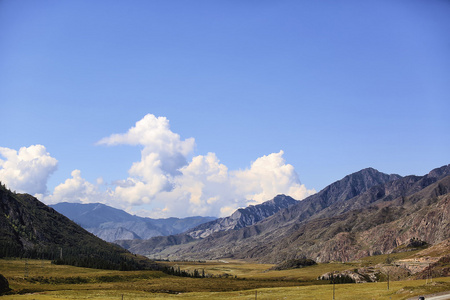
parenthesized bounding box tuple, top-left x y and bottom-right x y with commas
(2, 164, 449, 269)
(116, 194, 299, 257)
(50, 202, 216, 242)
(115, 165, 450, 264)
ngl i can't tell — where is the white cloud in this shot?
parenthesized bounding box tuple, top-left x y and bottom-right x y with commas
(116, 149, 315, 218)
(231, 151, 315, 204)
(98, 114, 195, 177)
(0, 145, 58, 195)
(43, 169, 107, 205)
(154, 152, 234, 217)
(96, 115, 315, 217)
(97, 114, 196, 206)
(10, 115, 315, 218)
(149, 151, 316, 217)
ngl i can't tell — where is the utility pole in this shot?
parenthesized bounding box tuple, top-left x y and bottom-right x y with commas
(387, 272, 390, 290)
(332, 273, 335, 300)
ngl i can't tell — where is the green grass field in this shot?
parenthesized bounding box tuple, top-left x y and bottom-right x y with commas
(1, 258, 450, 299)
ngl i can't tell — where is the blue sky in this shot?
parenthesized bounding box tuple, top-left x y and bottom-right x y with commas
(1, 0, 449, 217)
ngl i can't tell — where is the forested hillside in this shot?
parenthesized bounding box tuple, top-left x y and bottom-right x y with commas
(0, 183, 157, 271)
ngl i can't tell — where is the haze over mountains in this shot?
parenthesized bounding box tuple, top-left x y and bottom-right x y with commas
(50, 202, 216, 242)
(113, 165, 450, 264)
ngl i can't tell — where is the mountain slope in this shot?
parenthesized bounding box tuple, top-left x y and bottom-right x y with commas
(50, 202, 137, 228)
(116, 195, 299, 256)
(118, 168, 399, 257)
(0, 184, 156, 270)
(186, 194, 298, 238)
(277, 175, 450, 263)
(167, 165, 450, 263)
(51, 202, 216, 242)
(155, 168, 400, 258)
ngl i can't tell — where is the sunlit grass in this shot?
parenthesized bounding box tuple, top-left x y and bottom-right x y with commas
(2, 258, 450, 299)
(358, 250, 423, 266)
(3, 278, 450, 299)
(159, 259, 360, 281)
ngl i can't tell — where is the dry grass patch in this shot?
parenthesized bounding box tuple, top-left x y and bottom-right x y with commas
(160, 260, 360, 281)
(4, 278, 450, 300)
(2, 258, 450, 300)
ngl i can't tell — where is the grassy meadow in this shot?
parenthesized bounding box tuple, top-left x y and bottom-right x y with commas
(1, 258, 450, 299)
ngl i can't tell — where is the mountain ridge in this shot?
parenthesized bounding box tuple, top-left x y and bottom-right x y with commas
(186, 194, 298, 238)
(117, 165, 450, 264)
(115, 194, 300, 256)
(117, 167, 400, 257)
(167, 165, 450, 263)
(50, 202, 216, 242)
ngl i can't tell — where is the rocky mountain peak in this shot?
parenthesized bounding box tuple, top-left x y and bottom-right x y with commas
(186, 195, 298, 239)
(292, 167, 401, 214)
(428, 164, 450, 179)
(267, 194, 297, 205)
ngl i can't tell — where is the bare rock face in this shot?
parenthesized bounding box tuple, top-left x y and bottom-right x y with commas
(118, 165, 450, 265)
(169, 165, 450, 263)
(186, 195, 298, 238)
(170, 167, 404, 262)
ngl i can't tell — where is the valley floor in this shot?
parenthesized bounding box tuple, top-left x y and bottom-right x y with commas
(1, 258, 450, 299)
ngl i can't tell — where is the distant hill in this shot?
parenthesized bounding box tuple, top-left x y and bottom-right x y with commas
(116, 194, 299, 256)
(117, 165, 450, 265)
(50, 202, 216, 242)
(0, 184, 157, 270)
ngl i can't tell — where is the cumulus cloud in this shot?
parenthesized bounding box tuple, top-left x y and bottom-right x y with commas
(231, 151, 315, 204)
(0, 145, 58, 195)
(91, 114, 315, 217)
(152, 151, 316, 217)
(97, 114, 196, 205)
(155, 152, 234, 217)
(95, 114, 316, 217)
(43, 169, 108, 204)
(98, 114, 195, 177)
(16, 114, 315, 218)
